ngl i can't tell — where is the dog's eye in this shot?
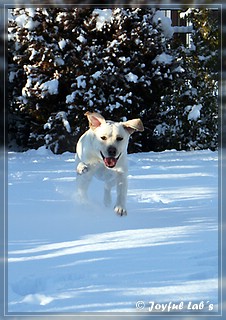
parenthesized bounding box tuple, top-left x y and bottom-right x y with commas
(116, 136, 123, 142)
(101, 136, 107, 141)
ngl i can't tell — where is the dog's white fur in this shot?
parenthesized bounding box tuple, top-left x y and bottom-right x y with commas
(76, 112, 144, 216)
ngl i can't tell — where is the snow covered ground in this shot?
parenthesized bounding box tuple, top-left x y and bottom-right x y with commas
(7, 148, 219, 315)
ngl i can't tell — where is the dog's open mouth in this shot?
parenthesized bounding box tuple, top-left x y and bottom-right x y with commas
(100, 151, 121, 168)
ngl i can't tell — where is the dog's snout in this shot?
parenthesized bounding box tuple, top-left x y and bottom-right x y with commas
(108, 146, 117, 157)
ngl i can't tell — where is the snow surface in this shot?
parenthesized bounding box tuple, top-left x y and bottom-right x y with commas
(92, 9, 113, 31)
(15, 12, 40, 31)
(153, 10, 174, 39)
(125, 72, 139, 83)
(76, 75, 86, 89)
(152, 52, 173, 65)
(58, 39, 67, 51)
(7, 148, 218, 314)
(77, 34, 87, 44)
(187, 104, 203, 121)
(55, 112, 71, 133)
(39, 79, 59, 96)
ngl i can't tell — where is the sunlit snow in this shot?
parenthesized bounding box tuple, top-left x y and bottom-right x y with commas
(7, 148, 218, 314)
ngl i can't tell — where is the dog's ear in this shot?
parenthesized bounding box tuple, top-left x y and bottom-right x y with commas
(85, 112, 106, 130)
(123, 118, 144, 134)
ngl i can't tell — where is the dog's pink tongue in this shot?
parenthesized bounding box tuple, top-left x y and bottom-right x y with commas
(104, 157, 117, 168)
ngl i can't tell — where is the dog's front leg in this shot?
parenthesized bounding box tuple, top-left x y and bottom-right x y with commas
(114, 173, 128, 216)
(76, 162, 92, 203)
(77, 161, 89, 174)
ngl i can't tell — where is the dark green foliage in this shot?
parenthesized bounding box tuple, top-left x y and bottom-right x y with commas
(153, 9, 218, 151)
(8, 8, 218, 153)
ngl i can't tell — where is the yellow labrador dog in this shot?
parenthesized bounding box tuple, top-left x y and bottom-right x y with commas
(76, 112, 144, 216)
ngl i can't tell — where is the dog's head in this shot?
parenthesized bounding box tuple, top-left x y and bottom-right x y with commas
(85, 112, 144, 169)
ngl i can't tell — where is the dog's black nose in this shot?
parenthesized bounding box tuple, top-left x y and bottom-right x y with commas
(108, 146, 117, 157)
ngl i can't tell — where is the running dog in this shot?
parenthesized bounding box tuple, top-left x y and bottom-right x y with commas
(76, 112, 144, 216)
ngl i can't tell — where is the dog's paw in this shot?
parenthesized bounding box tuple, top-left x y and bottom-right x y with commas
(114, 206, 127, 216)
(77, 162, 88, 175)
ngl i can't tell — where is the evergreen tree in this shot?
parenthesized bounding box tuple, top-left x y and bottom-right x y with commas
(8, 8, 218, 153)
(8, 8, 179, 153)
(186, 8, 218, 150)
(153, 8, 218, 151)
